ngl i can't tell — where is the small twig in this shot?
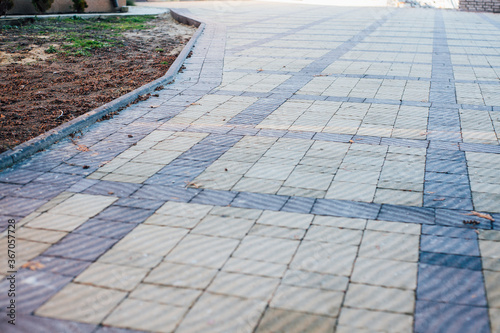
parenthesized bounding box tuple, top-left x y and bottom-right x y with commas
(56, 110, 64, 119)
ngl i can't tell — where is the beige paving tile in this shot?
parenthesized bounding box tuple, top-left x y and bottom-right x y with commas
(480, 240, 500, 259)
(75, 262, 149, 291)
(282, 269, 348, 291)
(156, 201, 213, 219)
(166, 234, 239, 269)
(490, 308, 500, 333)
(483, 258, 500, 272)
(351, 257, 418, 289)
(103, 298, 186, 332)
(325, 181, 376, 202)
(130, 283, 202, 307)
(208, 271, 280, 300)
(143, 214, 201, 229)
(335, 325, 383, 333)
(0, 239, 51, 273)
(277, 186, 326, 198)
(478, 230, 500, 242)
(344, 283, 414, 314)
(256, 210, 313, 229)
(484, 270, 500, 308)
(290, 241, 358, 276)
(18, 227, 67, 244)
(191, 215, 255, 239)
(36, 283, 126, 324)
(270, 285, 343, 317)
(358, 230, 419, 262)
(35, 192, 74, 213)
(366, 220, 421, 235)
(338, 307, 413, 333)
(131, 150, 181, 164)
(210, 206, 263, 220)
(233, 177, 283, 194)
(222, 257, 287, 278)
(256, 308, 336, 333)
(176, 292, 267, 333)
(304, 225, 363, 245)
(249, 224, 305, 240)
(98, 248, 163, 268)
(112, 224, 187, 256)
(312, 216, 367, 229)
(374, 188, 422, 207)
(233, 235, 299, 264)
(25, 213, 88, 232)
(112, 162, 164, 177)
(145, 262, 218, 289)
(48, 194, 117, 218)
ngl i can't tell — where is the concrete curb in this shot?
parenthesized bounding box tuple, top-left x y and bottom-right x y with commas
(0, 9, 204, 171)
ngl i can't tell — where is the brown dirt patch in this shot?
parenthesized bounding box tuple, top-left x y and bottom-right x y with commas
(0, 13, 196, 153)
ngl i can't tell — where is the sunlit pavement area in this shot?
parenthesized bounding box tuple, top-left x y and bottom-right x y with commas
(1, 1, 500, 332)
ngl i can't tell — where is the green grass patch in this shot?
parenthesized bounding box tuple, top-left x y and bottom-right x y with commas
(83, 15, 156, 31)
(61, 34, 118, 56)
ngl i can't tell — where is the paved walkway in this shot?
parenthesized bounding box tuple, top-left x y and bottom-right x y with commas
(1, 1, 500, 332)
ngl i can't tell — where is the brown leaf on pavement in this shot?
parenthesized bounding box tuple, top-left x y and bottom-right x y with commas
(186, 182, 202, 189)
(466, 211, 495, 222)
(21, 261, 45, 271)
(77, 144, 89, 152)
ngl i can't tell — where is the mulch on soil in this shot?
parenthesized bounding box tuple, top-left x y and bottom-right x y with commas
(0, 14, 195, 153)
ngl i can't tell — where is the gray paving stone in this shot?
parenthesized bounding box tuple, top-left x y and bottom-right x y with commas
(83, 181, 141, 197)
(0, 196, 47, 216)
(312, 199, 380, 220)
(0, 271, 72, 314)
(43, 234, 118, 261)
(421, 225, 479, 239)
(33, 256, 92, 277)
(0, 169, 43, 184)
(377, 204, 435, 224)
(417, 264, 486, 306)
(414, 300, 490, 333)
(94, 206, 154, 223)
(419, 252, 482, 271)
(190, 189, 238, 206)
(420, 234, 480, 256)
(231, 192, 288, 211)
(0, 314, 95, 333)
(132, 184, 200, 202)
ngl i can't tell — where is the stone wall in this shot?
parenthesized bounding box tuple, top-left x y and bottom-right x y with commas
(459, 0, 500, 12)
(7, 0, 126, 15)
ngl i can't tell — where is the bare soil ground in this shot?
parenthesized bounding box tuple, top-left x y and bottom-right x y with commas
(0, 13, 196, 153)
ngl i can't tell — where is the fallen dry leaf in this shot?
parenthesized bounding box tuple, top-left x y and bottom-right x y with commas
(433, 198, 446, 201)
(349, 140, 354, 143)
(77, 144, 89, 152)
(21, 261, 45, 271)
(190, 102, 201, 106)
(186, 182, 202, 189)
(467, 211, 495, 222)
